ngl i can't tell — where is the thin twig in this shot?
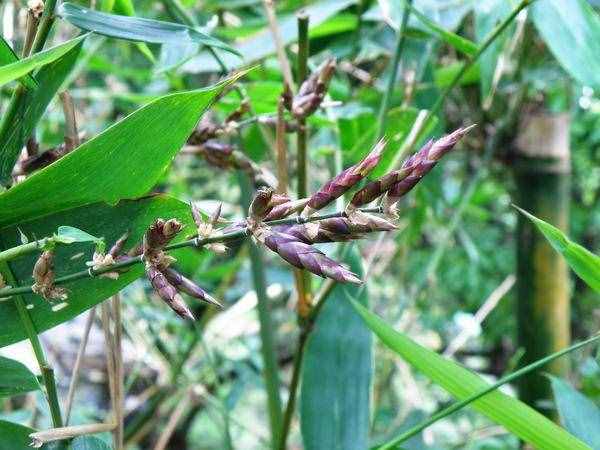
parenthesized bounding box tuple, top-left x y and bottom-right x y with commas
(263, 0, 295, 91)
(112, 295, 124, 450)
(101, 301, 118, 449)
(64, 306, 97, 425)
(153, 389, 196, 450)
(376, 0, 413, 140)
(29, 422, 116, 447)
(59, 91, 79, 152)
(275, 97, 289, 193)
(0, 207, 383, 297)
(444, 275, 515, 357)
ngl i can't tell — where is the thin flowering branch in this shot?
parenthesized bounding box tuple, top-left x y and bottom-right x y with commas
(0, 208, 383, 299)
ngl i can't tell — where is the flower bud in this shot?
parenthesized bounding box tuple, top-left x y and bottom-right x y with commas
(302, 139, 385, 215)
(162, 267, 222, 308)
(292, 59, 336, 119)
(263, 231, 361, 284)
(146, 265, 195, 320)
(264, 198, 309, 221)
(143, 218, 182, 252)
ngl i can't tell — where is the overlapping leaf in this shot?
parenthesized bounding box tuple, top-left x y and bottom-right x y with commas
(0, 37, 37, 89)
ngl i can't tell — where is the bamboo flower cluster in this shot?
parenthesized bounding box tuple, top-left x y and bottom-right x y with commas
(242, 125, 472, 285)
(142, 218, 221, 320)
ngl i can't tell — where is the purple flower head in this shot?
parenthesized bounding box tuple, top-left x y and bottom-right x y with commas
(303, 139, 385, 214)
(263, 231, 361, 284)
(146, 265, 195, 320)
(162, 267, 222, 309)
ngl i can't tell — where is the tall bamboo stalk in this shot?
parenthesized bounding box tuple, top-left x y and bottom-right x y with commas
(514, 110, 571, 416)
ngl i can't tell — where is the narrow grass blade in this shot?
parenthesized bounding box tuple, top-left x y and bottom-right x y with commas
(0, 37, 37, 89)
(351, 301, 592, 450)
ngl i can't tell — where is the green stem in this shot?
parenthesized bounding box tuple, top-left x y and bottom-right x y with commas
(422, 0, 532, 127)
(0, 238, 51, 264)
(1, 263, 63, 427)
(30, 0, 59, 54)
(375, 332, 600, 450)
(0, 207, 383, 298)
(160, 0, 198, 27)
(277, 329, 308, 450)
(238, 172, 283, 449)
(296, 12, 309, 199)
(375, 0, 413, 140)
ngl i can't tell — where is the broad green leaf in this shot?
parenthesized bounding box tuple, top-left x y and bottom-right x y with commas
(0, 72, 245, 228)
(0, 356, 40, 397)
(551, 376, 600, 449)
(0, 195, 197, 347)
(0, 420, 35, 450)
(300, 247, 371, 450)
(531, 0, 600, 87)
(182, 0, 355, 73)
(70, 436, 112, 450)
(0, 35, 86, 87)
(0, 37, 37, 89)
(55, 226, 100, 244)
(58, 3, 239, 56)
(516, 207, 600, 293)
(402, 0, 477, 56)
(0, 41, 84, 183)
(351, 301, 592, 450)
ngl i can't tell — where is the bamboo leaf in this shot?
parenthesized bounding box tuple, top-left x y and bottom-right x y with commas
(300, 247, 372, 450)
(531, 0, 600, 88)
(515, 206, 600, 293)
(55, 226, 101, 244)
(0, 41, 84, 183)
(0, 195, 196, 347)
(0, 37, 37, 89)
(0, 72, 246, 228)
(0, 356, 41, 397)
(0, 35, 86, 87)
(551, 376, 600, 449)
(58, 2, 239, 56)
(351, 301, 592, 450)
(402, 0, 477, 56)
(0, 420, 35, 450)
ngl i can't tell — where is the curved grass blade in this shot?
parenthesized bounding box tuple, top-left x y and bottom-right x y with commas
(58, 2, 240, 56)
(351, 301, 592, 450)
(0, 35, 86, 87)
(515, 206, 600, 293)
(0, 37, 37, 89)
(373, 333, 600, 449)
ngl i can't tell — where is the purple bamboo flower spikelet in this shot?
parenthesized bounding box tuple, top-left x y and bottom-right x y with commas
(385, 125, 475, 210)
(274, 215, 396, 243)
(146, 265, 195, 320)
(302, 139, 385, 216)
(263, 231, 362, 284)
(162, 267, 222, 308)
